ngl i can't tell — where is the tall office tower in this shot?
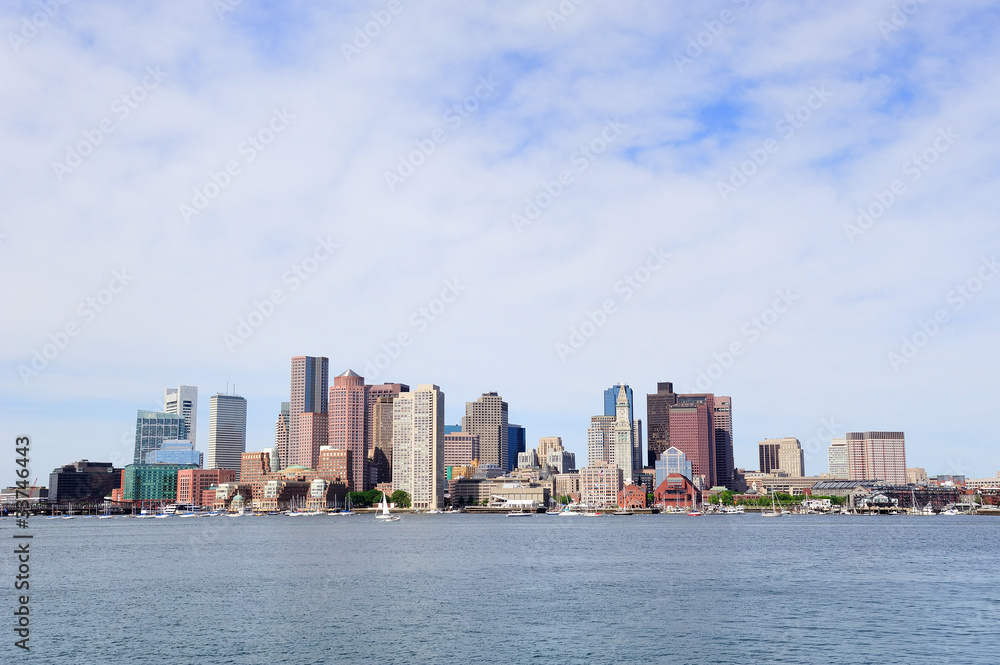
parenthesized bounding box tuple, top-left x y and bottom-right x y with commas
(133, 410, 188, 464)
(632, 419, 643, 475)
(274, 402, 290, 470)
(612, 385, 635, 483)
(164, 386, 198, 445)
(828, 438, 848, 478)
(537, 436, 564, 460)
(846, 431, 907, 484)
(713, 396, 734, 489)
(366, 383, 408, 484)
(668, 393, 716, 488)
(461, 392, 509, 471)
(207, 393, 247, 475)
(758, 437, 804, 477)
(587, 415, 615, 467)
(507, 424, 526, 473)
(392, 384, 445, 510)
(329, 369, 369, 491)
(603, 384, 633, 422)
(289, 356, 329, 468)
(646, 382, 677, 467)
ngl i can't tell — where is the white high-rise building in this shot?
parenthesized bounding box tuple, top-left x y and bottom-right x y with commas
(164, 386, 198, 445)
(392, 384, 445, 510)
(207, 393, 247, 474)
(828, 438, 848, 478)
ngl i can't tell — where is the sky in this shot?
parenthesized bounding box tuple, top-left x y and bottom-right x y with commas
(2, 0, 999, 487)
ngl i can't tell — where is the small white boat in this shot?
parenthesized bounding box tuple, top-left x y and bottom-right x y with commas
(506, 511, 532, 517)
(375, 492, 396, 520)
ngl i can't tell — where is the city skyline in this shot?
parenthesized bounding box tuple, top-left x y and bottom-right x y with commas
(4, 3, 1000, 487)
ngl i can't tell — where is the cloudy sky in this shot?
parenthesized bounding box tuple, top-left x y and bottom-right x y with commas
(3, 0, 999, 486)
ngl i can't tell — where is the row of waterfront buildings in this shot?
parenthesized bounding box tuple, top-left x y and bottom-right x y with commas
(17, 355, 1000, 511)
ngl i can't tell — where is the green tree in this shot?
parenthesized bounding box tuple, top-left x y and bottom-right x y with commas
(390, 490, 410, 508)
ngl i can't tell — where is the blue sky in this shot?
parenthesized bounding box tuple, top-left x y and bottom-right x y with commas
(2, 0, 999, 486)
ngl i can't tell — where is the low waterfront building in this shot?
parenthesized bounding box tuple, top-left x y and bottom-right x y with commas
(906, 467, 929, 485)
(1, 486, 48, 506)
(122, 464, 198, 502)
(258, 479, 312, 512)
(654, 473, 700, 508)
(966, 472, 1000, 489)
(213, 482, 254, 511)
(49, 460, 121, 505)
(618, 484, 646, 509)
(177, 469, 236, 506)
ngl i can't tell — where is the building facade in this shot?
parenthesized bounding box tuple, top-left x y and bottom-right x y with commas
(646, 381, 677, 467)
(668, 394, 716, 488)
(580, 460, 623, 508)
(49, 460, 121, 505)
(462, 392, 509, 471)
(329, 369, 369, 491)
(177, 468, 236, 505)
(393, 384, 445, 510)
(758, 437, 805, 477)
(133, 410, 188, 465)
(828, 438, 849, 478)
(164, 385, 198, 445)
(289, 356, 329, 469)
(612, 385, 635, 483)
(713, 396, 734, 489)
(366, 383, 408, 486)
(145, 440, 202, 467)
(444, 432, 480, 469)
(846, 431, 907, 484)
(122, 464, 198, 502)
(507, 424, 526, 473)
(655, 446, 693, 487)
(274, 401, 290, 470)
(207, 393, 247, 474)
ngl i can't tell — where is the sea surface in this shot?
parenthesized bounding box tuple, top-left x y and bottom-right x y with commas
(5, 513, 999, 664)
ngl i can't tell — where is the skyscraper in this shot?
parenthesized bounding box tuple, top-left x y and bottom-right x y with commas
(828, 438, 848, 478)
(612, 385, 635, 483)
(274, 402, 290, 470)
(758, 437, 804, 477)
(668, 394, 715, 488)
(846, 431, 906, 484)
(713, 396, 734, 489)
(392, 384, 445, 510)
(366, 383, 408, 484)
(329, 369, 368, 491)
(133, 410, 188, 464)
(507, 424, 526, 473)
(164, 385, 198, 445)
(461, 392, 508, 471)
(587, 415, 615, 467)
(289, 356, 329, 468)
(604, 383, 633, 423)
(207, 393, 247, 474)
(646, 382, 677, 467)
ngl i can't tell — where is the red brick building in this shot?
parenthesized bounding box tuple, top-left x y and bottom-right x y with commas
(654, 473, 700, 508)
(177, 469, 236, 506)
(618, 484, 647, 509)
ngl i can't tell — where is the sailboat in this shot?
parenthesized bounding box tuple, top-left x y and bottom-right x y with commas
(375, 492, 399, 521)
(761, 492, 782, 517)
